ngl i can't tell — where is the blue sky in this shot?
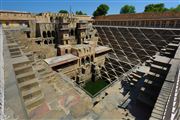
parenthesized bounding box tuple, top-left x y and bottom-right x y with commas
(0, 0, 180, 15)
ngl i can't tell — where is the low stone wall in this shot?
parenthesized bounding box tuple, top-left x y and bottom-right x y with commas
(95, 12, 180, 21)
(0, 26, 4, 119)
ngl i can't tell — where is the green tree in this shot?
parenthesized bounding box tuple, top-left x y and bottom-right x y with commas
(59, 10, 68, 14)
(93, 4, 109, 17)
(76, 11, 87, 15)
(175, 5, 180, 11)
(120, 5, 136, 14)
(169, 5, 180, 12)
(144, 3, 168, 12)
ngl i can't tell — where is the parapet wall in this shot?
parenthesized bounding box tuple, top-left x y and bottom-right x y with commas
(95, 12, 180, 21)
(0, 26, 4, 120)
(0, 11, 35, 21)
(94, 12, 180, 28)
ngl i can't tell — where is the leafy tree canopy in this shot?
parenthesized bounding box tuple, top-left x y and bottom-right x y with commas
(76, 11, 87, 15)
(59, 10, 68, 14)
(144, 3, 168, 12)
(120, 5, 136, 14)
(93, 4, 109, 17)
(169, 5, 180, 12)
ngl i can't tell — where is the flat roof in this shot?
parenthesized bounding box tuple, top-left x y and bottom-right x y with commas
(95, 46, 111, 54)
(73, 44, 90, 49)
(58, 45, 71, 48)
(44, 54, 78, 67)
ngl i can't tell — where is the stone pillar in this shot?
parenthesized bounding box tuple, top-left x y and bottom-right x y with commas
(29, 20, 36, 38)
(91, 64, 96, 82)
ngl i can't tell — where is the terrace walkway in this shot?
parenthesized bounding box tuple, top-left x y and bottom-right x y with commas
(3, 28, 28, 119)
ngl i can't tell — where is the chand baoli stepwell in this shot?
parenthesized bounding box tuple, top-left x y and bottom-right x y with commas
(0, 10, 180, 120)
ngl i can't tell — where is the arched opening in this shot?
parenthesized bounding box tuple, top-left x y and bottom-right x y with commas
(27, 23, 30, 27)
(76, 76, 80, 84)
(49, 40, 52, 44)
(47, 31, 51, 37)
(6, 22, 9, 26)
(20, 22, 23, 26)
(81, 58, 85, 65)
(44, 40, 48, 44)
(42, 31, 47, 38)
(86, 35, 88, 39)
(50, 17, 53, 22)
(70, 29, 74, 36)
(86, 57, 90, 63)
(35, 41, 41, 44)
(82, 68, 85, 74)
(91, 55, 93, 62)
(71, 76, 75, 80)
(52, 31, 55, 37)
(26, 32, 30, 38)
(65, 49, 68, 54)
(66, 40, 68, 44)
(53, 39, 56, 44)
(55, 17, 58, 23)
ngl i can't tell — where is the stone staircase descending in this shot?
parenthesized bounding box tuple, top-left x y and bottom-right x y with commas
(8, 44, 22, 58)
(4, 30, 46, 115)
(5, 30, 35, 60)
(149, 38, 180, 120)
(5, 32, 22, 58)
(137, 55, 171, 107)
(127, 70, 145, 86)
(124, 37, 180, 119)
(160, 43, 179, 58)
(32, 60, 57, 82)
(13, 61, 44, 114)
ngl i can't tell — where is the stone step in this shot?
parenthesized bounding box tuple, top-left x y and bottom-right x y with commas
(16, 71, 35, 80)
(147, 72, 161, 78)
(13, 61, 32, 68)
(22, 86, 41, 97)
(150, 64, 168, 75)
(19, 78, 37, 88)
(14, 64, 32, 71)
(10, 51, 21, 56)
(40, 72, 55, 79)
(11, 54, 22, 58)
(25, 94, 44, 108)
(150, 63, 168, 71)
(144, 79, 162, 88)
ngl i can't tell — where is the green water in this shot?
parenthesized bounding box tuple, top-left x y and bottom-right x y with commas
(83, 79, 110, 96)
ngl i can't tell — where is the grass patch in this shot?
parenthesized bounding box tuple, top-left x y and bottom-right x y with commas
(83, 79, 110, 96)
